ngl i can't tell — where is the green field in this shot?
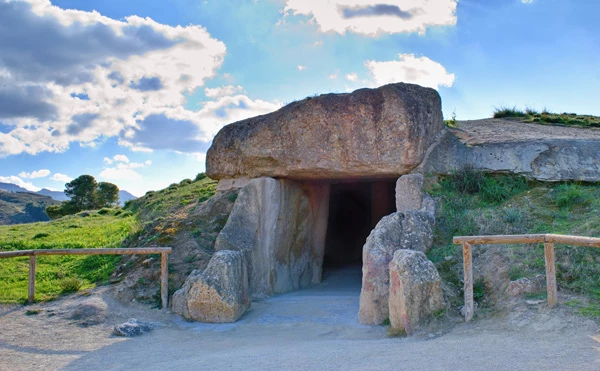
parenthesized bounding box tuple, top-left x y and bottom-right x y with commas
(0, 209, 138, 303)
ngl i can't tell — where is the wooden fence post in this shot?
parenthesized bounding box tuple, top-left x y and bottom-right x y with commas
(161, 252, 168, 310)
(544, 242, 558, 307)
(462, 242, 474, 321)
(28, 255, 36, 303)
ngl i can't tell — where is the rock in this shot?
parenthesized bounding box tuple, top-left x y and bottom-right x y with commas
(64, 297, 107, 327)
(171, 250, 250, 323)
(359, 210, 436, 325)
(207, 83, 443, 180)
(388, 249, 445, 335)
(359, 213, 404, 325)
(112, 319, 156, 337)
(215, 177, 329, 299)
(421, 119, 600, 182)
(399, 211, 435, 253)
(506, 276, 546, 297)
(395, 174, 424, 212)
(216, 178, 251, 192)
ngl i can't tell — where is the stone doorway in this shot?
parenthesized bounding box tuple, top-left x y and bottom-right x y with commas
(322, 180, 396, 276)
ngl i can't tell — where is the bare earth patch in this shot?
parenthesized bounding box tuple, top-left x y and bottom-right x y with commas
(1, 269, 600, 370)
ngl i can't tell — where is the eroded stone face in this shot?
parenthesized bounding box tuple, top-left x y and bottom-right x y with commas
(171, 250, 250, 323)
(388, 249, 445, 335)
(214, 177, 329, 299)
(206, 83, 443, 180)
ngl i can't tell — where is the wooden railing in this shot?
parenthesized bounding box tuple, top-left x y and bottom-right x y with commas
(453, 234, 600, 322)
(0, 247, 172, 309)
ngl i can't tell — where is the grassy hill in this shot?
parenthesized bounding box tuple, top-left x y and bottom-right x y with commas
(426, 171, 600, 316)
(493, 107, 600, 128)
(0, 190, 59, 225)
(0, 174, 218, 304)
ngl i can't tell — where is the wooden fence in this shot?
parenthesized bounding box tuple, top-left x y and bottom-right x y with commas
(453, 234, 600, 321)
(0, 247, 172, 309)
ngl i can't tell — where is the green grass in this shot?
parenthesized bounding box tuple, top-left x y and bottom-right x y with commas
(0, 208, 138, 303)
(426, 171, 600, 308)
(493, 106, 600, 128)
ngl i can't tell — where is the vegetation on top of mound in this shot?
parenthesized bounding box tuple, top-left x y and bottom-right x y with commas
(493, 106, 600, 128)
(46, 175, 120, 219)
(426, 169, 600, 316)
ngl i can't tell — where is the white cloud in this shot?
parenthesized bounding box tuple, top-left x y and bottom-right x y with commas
(282, 0, 457, 36)
(346, 73, 358, 81)
(313, 40, 324, 47)
(521, 0, 534, 3)
(297, 65, 307, 71)
(329, 73, 338, 79)
(50, 173, 73, 182)
(0, 0, 227, 156)
(99, 167, 143, 181)
(18, 169, 50, 178)
(365, 53, 455, 89)
(0, 175, 40, 192)
(205, 85, 244, 98)
(113, 154, 129, 163)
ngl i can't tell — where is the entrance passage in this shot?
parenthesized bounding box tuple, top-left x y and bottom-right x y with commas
(323, 180, 396, 270)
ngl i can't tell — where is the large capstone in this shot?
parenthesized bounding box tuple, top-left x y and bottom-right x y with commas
(207, 83, 443, 180)
(214, 177, 329, 299)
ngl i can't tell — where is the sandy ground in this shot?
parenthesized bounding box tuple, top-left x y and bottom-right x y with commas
(1, 267, 600, 371)
(452, 119, 600, 145)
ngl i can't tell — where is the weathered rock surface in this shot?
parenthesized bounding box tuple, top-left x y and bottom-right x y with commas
(358, 208, 436, 325)
(395, 174, 424, 212)
(215, 177, 329, 299)
(421, 119, 600, 182)
(171, 250, 250, 323)
(112, 318, 157, 337)
(388, 249, 445, 335)
(506, 276, 546, 297)
(359, 213, 404, 325)
(207, 83, 444, 180)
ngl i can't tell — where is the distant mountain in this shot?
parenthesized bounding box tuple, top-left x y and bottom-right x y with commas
(0, 183, 137, 205)
(38, 188, 69, 201)
(119, 190, 137, 204)
(0, 189, 60, 225)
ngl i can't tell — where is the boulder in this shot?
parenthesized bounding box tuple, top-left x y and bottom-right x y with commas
(207, 83, 443, 180)
(506, 276, 546, 297)
(171, 250, 250, 323)
(388, 249, 445, 335)
(214, 177, 329, 299)
(359, 210, 436, 325)
(395, 174, 424, 212)
(359, 213, 404, 325)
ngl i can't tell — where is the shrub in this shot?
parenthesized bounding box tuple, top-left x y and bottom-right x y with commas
(194, 173, 207, 182)
(179, 179, 193, 186)
(493, 106, 526, 118)
(553, 183, 592, 209)
(32, 233, 49, 239)
(97, 208, 111, 215)
(59, 277, 83, 293)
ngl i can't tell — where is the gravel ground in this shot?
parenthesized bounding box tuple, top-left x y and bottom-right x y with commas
(1, 267, 599, 371)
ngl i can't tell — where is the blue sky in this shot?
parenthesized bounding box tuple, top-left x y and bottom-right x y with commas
(1, 0, 598, 196)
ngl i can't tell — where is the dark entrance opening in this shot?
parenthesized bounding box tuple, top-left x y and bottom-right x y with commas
(323, 180, 396, 273)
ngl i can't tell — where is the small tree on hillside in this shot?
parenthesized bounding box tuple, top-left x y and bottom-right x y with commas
(96, 182, 120, 207)
(64, 175, 98, 212)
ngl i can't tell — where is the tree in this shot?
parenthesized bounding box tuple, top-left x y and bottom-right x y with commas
(96, 182, 120, 208)
(64, 175, 98, 212)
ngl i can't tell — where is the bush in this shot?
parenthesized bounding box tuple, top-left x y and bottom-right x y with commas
(179, 179, 193, 186)
(32, 233, 50, 239)
(97, 208, 111, 215)
(493, 106, 527, 118)
(59, 277, 83, 293)
(553, 183, 592, 209)
(194, 173, 207, 182)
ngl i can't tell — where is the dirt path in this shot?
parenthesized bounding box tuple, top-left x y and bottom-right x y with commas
(1, 268, 599, 370)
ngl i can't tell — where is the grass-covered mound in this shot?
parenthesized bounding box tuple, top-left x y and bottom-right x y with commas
(426, 170, 600, 316)
(0, 208, 137, 303)
(0, 173, 221, 304)
(493, 107, 600, 128)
